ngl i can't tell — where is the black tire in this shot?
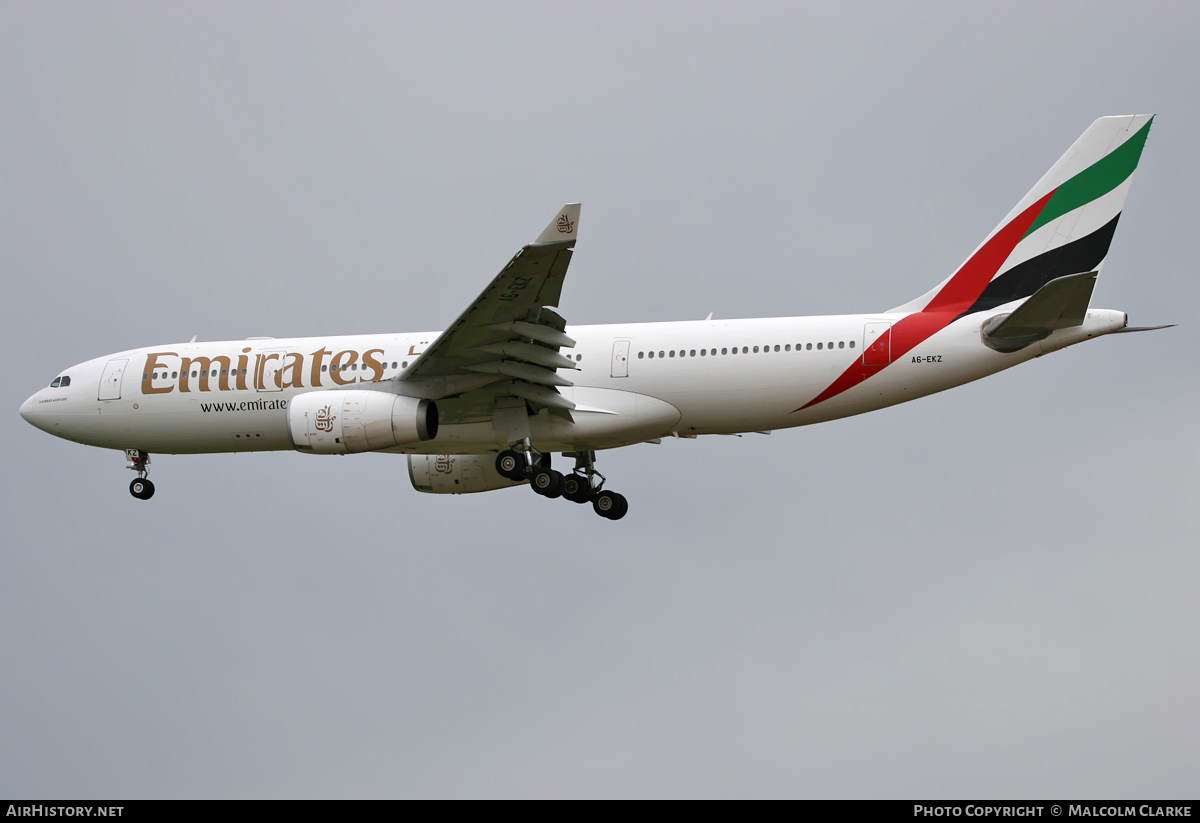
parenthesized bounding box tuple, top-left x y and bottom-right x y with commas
(531, 468, 563, 499)
(129, 478, 155, 500)
(496, 450, 526, 480)
(593, 490, 621, 518)
(561, 474, 590, 504)
(609, 492, 628, 520)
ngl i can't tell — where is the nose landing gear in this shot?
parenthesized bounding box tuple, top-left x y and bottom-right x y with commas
(495, 444, 627, 520)
(126, 449, 155, 500)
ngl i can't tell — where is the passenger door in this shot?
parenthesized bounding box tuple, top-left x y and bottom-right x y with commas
(98, 358, 128, 401)
(863, 323, 892, 366)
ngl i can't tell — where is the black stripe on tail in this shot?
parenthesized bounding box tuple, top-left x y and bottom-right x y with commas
(957, 214, 1121, 319)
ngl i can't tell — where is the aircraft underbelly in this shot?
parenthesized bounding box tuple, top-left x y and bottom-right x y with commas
(406, 387, 682, 454)
(55, 396, 292, 453)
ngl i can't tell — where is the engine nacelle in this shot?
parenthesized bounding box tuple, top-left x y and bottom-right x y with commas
(408, 454, 527, 494)
(287, 390, 437, 454)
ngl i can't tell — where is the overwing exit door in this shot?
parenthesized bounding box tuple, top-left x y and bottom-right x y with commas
(611, 340, 630, 377)
(257, 349, 287, 392)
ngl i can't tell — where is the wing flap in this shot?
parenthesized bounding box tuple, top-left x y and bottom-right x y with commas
(464, 359, 574, 387)
(509, 382, 577, 411)
(476, 341, 578, 370)
(484, 320, 576, 348)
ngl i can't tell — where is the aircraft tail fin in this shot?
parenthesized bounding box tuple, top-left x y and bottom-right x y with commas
(889, 115, 1154, 316)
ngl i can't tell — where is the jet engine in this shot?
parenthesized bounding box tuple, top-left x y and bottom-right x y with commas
(287, 390, 437, 454)
(408, 454, 527, 494)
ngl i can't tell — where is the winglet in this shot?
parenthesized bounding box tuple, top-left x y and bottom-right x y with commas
(533, 203, 581, 245)
(1111, 324, 1176, 334)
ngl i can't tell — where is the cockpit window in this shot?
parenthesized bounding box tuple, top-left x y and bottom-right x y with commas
(50, 377, 61, 388)
(62, 376, 70, 386)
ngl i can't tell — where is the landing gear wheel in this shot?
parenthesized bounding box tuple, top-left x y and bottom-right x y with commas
(531, 468, 564, 498)
(593, 490, 627, 520)
(496, 450, 527, 480)
(129, 478, 155, 500)
(561, 474, 591, 504)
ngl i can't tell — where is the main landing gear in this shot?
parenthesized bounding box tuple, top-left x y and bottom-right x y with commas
(125, 448, 155, 500)
(495, 444, 628, 520)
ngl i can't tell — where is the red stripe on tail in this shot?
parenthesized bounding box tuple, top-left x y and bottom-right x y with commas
(796, 189, 1055, 412)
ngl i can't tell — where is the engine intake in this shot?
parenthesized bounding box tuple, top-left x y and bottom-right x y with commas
(287, 390, 437, 454)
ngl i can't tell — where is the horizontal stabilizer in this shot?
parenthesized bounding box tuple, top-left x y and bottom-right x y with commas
(982, 271, 1097, 353)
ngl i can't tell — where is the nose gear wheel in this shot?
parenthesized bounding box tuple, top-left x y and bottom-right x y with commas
(129, 478, 155, 500)
(125, 449, 155, 500)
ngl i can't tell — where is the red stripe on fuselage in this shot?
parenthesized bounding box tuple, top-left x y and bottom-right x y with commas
(796, 190, 1054, 412)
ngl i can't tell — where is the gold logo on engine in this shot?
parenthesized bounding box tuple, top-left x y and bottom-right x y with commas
(314, 404, 336, 432)
(435, 455, 455, 474)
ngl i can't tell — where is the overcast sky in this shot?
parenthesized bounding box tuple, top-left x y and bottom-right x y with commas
(2, 1, 1197, 799)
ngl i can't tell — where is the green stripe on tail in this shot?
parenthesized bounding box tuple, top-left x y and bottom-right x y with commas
(1023, 117, 1153, 238)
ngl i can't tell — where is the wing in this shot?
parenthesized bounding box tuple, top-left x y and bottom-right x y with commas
(392, 204, 582, 421)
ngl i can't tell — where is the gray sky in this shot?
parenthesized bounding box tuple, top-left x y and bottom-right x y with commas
(2, 1, 1197, 798)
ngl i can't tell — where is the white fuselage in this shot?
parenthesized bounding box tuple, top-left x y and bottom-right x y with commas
(20, 309, 1126, 457)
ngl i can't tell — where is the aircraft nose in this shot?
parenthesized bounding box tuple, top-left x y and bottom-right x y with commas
(20, 392, 51, 432)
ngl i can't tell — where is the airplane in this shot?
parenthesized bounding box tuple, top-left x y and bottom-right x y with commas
(20, 114, 1169, 520)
